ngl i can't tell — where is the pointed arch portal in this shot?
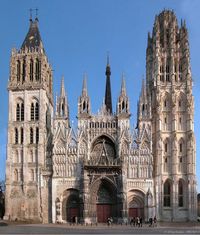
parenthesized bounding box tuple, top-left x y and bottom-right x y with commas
(96, 183, 114, 223)
(89, 178, 119, 223)
(62, 189, 80, 223)
(128, 190, 145, 218)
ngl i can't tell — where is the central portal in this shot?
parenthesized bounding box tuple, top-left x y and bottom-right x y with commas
(97, 204, 111, 223)
(96, 182, 114, 223)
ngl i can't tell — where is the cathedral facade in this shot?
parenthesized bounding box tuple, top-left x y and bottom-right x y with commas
(4, 10, 197, 223)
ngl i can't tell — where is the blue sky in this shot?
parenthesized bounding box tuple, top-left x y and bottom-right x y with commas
(0, 0, 200, 192)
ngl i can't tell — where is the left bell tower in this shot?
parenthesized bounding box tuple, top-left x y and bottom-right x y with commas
(4, 16, 53, 222)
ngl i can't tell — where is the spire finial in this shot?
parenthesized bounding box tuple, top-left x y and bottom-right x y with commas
(29, 8, 33, 22)
(82, 73, 88, 96)
(105, 55, 112, 114)
(141, 76, 146, 99)
(35, 8, 39, 21)
(107, 51, 110, 65)
(121, 73, 126, 95)
(60, 76, 66, 97)
(106, 53, 111, 77)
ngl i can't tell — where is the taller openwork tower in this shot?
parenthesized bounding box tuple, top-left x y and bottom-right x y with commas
(4, 17, 53, 222)
(146, 10, 197, 221)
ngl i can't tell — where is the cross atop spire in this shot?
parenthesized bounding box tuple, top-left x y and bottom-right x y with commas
(29, 8, 39, 22)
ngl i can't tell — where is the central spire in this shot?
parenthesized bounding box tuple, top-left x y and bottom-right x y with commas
(105, 55, 113, 114)
(21, 15, 44, 51)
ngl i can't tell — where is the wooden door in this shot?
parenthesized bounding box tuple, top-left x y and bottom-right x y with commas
(129, 208, 138, 218)
(97, 204, 111, 223)
(129, 208, 144, 218)
(67, 207, 79, 222)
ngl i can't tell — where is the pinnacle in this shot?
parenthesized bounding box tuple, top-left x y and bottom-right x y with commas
(60, 76, 66, 98)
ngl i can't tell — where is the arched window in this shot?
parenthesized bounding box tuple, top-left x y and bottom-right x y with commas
(122, 101, 125, 112)
(35, 102, 39, 120)
(21, 103, 24, 121)
(22, 59, 26, 82)
(31, 103, 34, 120)
(178, 139, 184, 154)
(16, 101, 24, 121)
(177, 94, 186, 113)
(163, 115, 168, 131)
(30, 102, 39, 121)
(16, 103, 20, 121)
(17, 60, 21, 82)
(166, 62, 170, 82)
(30, 128, 34, 144)
(178, 180, 184, 207)
(179, 143, 182, 153)
(178, 116, 182, 130)
(164, 143, 168, 153)
(160, 62, 164, 82)
(30, 59, 34, 81)
(61, 103, 64, 116)
(163, 96, 171, 111)
(164, 180, 171, 207)
(35, 58, 41, 81)
(36, 127, 39, 144)
(82, 100, 87, 112)
(174, 60, 178, 82)
(15, 128, 18, 144)
(164, 99, 167, 107)
(178, 139, 185, 172)
(20, 127, 24, 144)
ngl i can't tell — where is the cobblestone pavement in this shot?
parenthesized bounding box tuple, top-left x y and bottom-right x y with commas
(0, 221, 200, 235)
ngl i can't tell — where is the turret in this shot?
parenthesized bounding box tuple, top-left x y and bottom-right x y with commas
(78, 75, 91, 117)
(117, 75, 130, 116)
(56, 77, 69, 126)
(137, 79, 151, 134)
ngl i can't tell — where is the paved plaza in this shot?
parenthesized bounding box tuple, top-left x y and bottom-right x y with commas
(0, 221, 200, 235)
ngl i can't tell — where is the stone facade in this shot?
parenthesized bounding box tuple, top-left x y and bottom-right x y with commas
(4, 10, 197, 223)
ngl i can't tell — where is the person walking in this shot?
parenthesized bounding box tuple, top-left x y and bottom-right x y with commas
(149, 217, 153, 227)
(133, 217, 136, 227)
(153, 216, 157, 227)
(140, 217, 143, 227)
(136, 217, 140, 227)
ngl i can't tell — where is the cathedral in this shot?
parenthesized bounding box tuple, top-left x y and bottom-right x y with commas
(4, 10, 197, 223)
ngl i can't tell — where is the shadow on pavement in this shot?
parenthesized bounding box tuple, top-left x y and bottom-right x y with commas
(0, 222, 8, 226)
